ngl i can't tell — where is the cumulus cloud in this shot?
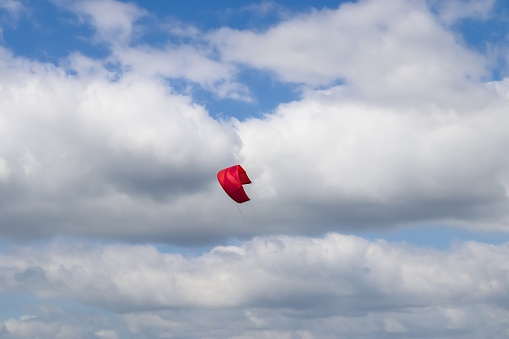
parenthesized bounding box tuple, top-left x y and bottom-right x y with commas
(0, 0, 507, 243)
(52, 0, 147, 46)
(51, 0, 251, 100)
(237, 82, 509, 232)
(115, 44, 251, 100)
(0, 45, 240, 242)
(210, 0, 509, 233)
(211, 0, 487, 99)
(0, 234, 508, 337)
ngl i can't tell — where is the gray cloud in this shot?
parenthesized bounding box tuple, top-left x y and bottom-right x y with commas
(0, 234, 508, 337)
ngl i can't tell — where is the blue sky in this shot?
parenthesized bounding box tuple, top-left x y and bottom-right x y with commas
(1, 0, 509, 338)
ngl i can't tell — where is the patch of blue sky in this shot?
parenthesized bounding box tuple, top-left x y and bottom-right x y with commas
(0, 294, 39, 320)
(190, 67, 301, 120)
(446, 2, 509, 80)
(154, 238, 244, 257)
(138, 0, 353, 32)
(0, 1, 109, 63)
(132, 17, 193, 49)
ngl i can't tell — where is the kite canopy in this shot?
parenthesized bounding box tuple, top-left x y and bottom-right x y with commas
(217, 165, 252, 203)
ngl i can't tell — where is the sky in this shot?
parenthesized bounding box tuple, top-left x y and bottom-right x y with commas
(0, 0, 509, 337)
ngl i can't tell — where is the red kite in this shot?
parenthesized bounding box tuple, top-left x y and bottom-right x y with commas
(217, 165, 252, 203)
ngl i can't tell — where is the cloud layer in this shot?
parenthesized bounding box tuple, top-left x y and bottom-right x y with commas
(1, 234, 508, 338)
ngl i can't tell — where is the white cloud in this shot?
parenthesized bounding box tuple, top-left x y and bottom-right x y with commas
(51, 0, 251, 100)
(0, 234, 508, 337)
(114, 44, 251, 100)
(94, 329, 118, 339)
(206, 0, 509, 233)
(55, 0, 147, 46)
(236, 81, 509, 232)
(119, 305, 509, 338)
(211, 0, 487, 101)
(0, 45, 240, 241)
